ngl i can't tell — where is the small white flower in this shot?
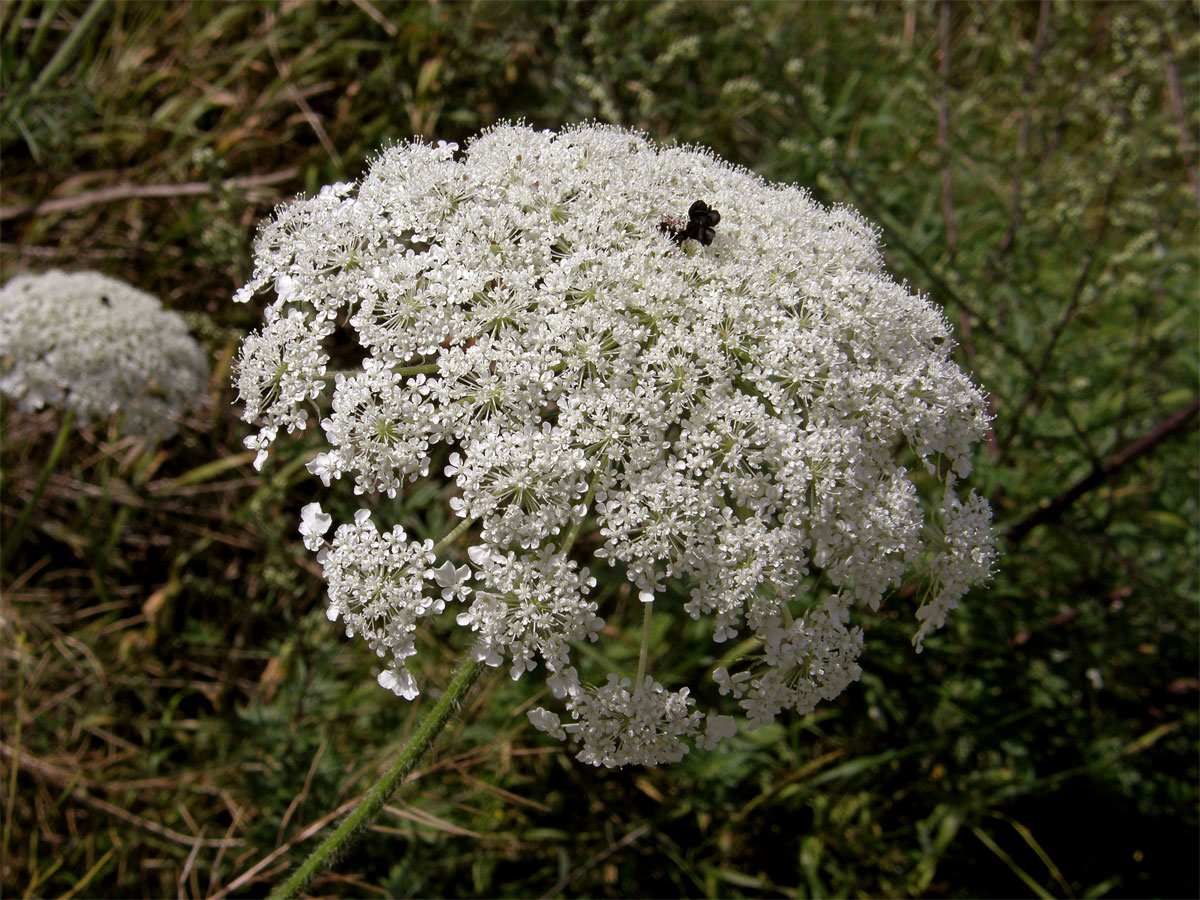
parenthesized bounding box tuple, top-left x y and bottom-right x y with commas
(430, 559, 470, 588)
(712, 666, 752, 698)
(378, 667, 419, 700)
(274, 274, 297, 303)
(467, 545, 494, 567)
(299, 502, 332, 551)
(306, 452, 338, 486)
(696, 714, 738, 750)
(527, 707, 567, 740)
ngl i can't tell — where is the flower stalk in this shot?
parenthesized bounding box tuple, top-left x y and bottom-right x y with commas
(269, 655, 485, 899)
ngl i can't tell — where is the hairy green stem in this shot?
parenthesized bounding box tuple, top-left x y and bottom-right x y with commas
(432, 515, 475, 556)
(270, 655, 485, 899)
(1, 408, 75, 575)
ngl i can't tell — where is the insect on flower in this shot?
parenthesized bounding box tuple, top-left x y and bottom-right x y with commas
(659, 199, 721, 246)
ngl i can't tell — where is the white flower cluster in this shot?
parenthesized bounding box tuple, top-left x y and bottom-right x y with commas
(0, 270, 208, 440)
(235, 124, 995, 767)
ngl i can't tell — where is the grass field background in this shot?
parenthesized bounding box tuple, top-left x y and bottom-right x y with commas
(1, 2, 1197, 897)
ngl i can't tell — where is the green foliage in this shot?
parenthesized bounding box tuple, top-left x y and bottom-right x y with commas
(1, 1, 1196, 898)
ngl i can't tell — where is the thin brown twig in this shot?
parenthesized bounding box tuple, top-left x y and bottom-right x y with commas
(0, 742, 240, 850)
(82, 722, 141, 754)
(998, 174, 1120, 463)
(937, 1, 957, 255)
(998, 0, 1052, 264)
(903, 3, 916, 46)
(378, 801, 484, 839)
(276, 739, 327, 845)
(987, 0, 1052, 360)
(45, 765, 249, 797)
(177, 799, 203, 838)
(178, 829, 206, 900)
(205, 793, 246, 899)
(350, 0, 397, 36)
(1005, 397, 1200, 545)
(265, 11, 341, 168)
(539, 822, 652, 899)
(8, 470, 265, 549)
(1158, 0, 1200, 203)
(457, 771, 552, 812)
(0, 169, 299, 222)
(320, 871, 391, 897)
(209, 796, 360, 900)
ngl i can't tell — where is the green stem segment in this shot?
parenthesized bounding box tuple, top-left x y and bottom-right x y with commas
(1, 408, 75, 575)
(396, 363, 440, 377)
(432, 515, 475, 556)
(635, 595, 654, 688)
(269, 656, 486, 899)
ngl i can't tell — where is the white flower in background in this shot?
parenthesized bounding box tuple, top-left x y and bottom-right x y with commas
(0, 270, 208, 440)
(237, 123, 995, 766)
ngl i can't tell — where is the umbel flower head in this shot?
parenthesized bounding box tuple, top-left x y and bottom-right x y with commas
(0, 270, 209, 441)
(235, 124, 996, 767)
